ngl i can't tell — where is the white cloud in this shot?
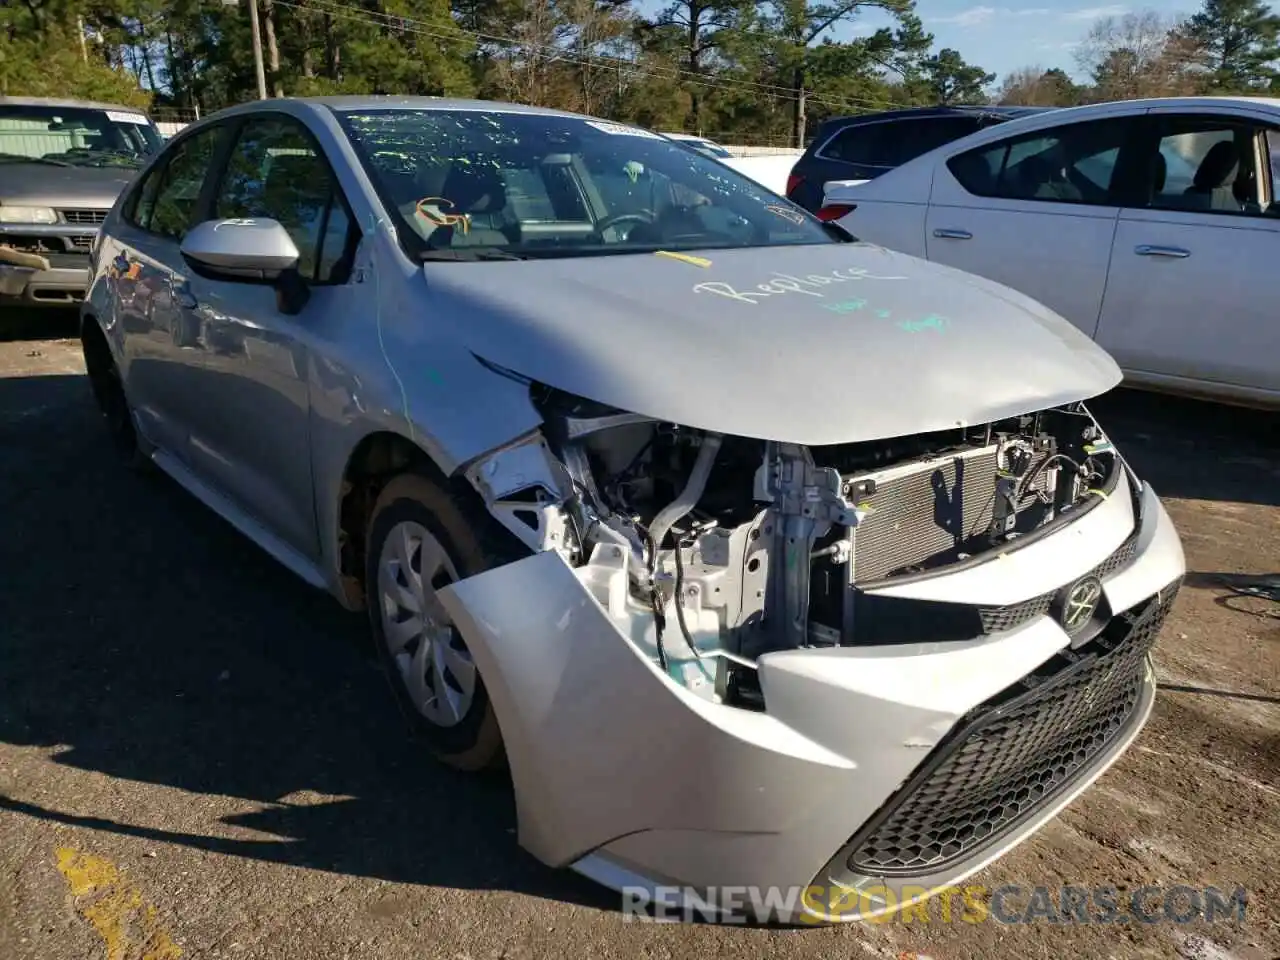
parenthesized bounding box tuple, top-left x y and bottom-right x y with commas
(935, 5, 998, 26)
(1060, 4, 1128, 21)
(934, 5, 1053, 27)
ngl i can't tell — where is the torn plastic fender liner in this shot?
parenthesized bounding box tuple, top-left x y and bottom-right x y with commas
(435, 550, 855, 869)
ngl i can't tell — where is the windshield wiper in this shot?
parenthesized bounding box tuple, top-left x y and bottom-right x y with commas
(822, 220, 858, 243)
(0, 152, 71, 167)
(417, 248, 528, 262)
(65, 150, 142, 168)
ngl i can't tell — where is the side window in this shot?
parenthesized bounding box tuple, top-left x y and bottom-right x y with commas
(1146, 117, 1261, 216)
(501, 167, 558, 220)
(124, 163, 164, 230)
(820, 122, 891, 166)
(1267, 129, 1280, 190)
(213, 116, 353, 283)
(149, 126, 223, 240)
(900, 117, 982, 163)
(947, 119, 1129, 205)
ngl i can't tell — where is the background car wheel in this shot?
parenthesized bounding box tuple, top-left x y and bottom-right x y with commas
(81, 320, 150, 471)
(365, 472, 513, 773)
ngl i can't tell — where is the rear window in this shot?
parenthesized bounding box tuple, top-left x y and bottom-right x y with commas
(818, 116, 980, 167)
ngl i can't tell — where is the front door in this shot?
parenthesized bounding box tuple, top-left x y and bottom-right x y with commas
(1096, 110, 1280, 402)
(172, 113, 359, 561)
(924, 116, 1136, 339)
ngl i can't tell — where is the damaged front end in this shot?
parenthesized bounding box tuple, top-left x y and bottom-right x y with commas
(441, 374, 1183, 921)
(464, 382, 1129, 704)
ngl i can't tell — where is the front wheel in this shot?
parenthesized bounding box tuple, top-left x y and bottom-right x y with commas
(365, 472, 507, 772)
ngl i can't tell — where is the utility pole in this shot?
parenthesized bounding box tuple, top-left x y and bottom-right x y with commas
(246, 0, 268, 99)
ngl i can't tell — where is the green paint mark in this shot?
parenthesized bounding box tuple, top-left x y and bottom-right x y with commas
(821, 298, 868, 315)
(875, 308, 892, 319)
(896, 314, 949, 333)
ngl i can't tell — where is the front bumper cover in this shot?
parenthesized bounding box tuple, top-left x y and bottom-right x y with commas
(0, 261, 90, 305)
(437, 479, 1184, 924)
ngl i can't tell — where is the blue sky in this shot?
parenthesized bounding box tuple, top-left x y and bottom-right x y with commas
(851, 1, 1194, 83)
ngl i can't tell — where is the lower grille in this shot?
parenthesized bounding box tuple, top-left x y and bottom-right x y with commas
(0, 235, 92, 256)
(843, 585, 1177, 877)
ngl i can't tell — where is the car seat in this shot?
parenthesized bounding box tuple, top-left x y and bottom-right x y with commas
(431, 163, 519, 248)
(1183, 141, 1243, 211)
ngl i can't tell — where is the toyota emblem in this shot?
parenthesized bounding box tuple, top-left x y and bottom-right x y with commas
(1060, 576, 1103, 634)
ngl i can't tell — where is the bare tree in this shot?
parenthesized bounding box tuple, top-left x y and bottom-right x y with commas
(492, 0, 567, 106)
(560, 0, 633, 115)
(1075, 9, 1205, 100)
(996, 65, 1081, 106)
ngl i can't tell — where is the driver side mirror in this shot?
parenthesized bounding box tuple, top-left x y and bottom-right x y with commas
(181, 217, 311, 314)
(181, 218, 300, 281)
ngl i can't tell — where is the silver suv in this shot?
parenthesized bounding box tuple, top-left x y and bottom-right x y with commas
(0, 96, 162, 308)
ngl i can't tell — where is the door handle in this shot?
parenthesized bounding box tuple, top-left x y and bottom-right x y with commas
(933, 228, 973, 240)
(1134, 244, 1190, 259)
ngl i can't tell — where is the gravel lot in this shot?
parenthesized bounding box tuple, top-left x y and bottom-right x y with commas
(1, 311, 1277, 960)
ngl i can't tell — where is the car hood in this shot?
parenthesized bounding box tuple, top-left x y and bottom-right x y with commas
(421, 241, 1121, 445)
(0, 163, 137, 208)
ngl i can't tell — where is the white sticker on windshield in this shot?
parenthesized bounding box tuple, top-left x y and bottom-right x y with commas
(106, 111, 149, 125)
(584, 120, 662, 140)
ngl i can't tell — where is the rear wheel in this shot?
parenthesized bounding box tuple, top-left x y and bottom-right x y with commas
(365, 472, 508, 772)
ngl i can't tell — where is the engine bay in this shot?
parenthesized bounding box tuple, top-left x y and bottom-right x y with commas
(466, 385, 1123, 709)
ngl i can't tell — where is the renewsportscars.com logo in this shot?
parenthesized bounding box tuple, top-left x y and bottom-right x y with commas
(621, 884, 1250, 925)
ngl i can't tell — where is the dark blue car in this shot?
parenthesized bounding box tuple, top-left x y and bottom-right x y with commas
(785, 105, 1054, 213)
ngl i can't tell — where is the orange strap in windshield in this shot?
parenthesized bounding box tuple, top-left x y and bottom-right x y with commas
(415, 197, 471, 234)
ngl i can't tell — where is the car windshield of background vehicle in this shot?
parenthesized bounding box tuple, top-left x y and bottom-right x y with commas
(685, 139, 734, 159)
(338, 109, 834, 260)
(0, 105, 162, 169)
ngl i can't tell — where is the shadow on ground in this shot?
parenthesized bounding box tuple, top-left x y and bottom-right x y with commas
(0, 369, 1276, 912)
(1089, 387, 1280, 507)
(0, 370, 612, 912)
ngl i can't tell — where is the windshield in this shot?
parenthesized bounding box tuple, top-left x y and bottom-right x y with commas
(0, 104, 162, 168)
(338, 109, 833, 260)
(675, 137, 733, 159)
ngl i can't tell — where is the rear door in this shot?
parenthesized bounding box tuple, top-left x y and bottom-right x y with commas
(924, 115, 1140, 338)
(109, 123, 228, 456)
(1095, 107, 1280, 401)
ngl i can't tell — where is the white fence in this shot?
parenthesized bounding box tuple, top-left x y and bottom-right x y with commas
(724, 145, 803, 158)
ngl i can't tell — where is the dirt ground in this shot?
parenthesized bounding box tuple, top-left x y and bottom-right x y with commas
(1, 311, 1277, 960)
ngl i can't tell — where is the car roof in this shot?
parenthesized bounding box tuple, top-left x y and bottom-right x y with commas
(198, 95, 596, 124)
(920, 94, 1280, 143)
(0, 95, 151, 113)
(814, 104, 1053, 132)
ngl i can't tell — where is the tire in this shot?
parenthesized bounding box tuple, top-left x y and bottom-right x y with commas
(364, 472, 513, 772)
(81, 320, 150, 472)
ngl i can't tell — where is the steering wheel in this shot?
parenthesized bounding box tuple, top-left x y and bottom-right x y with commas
(597, 211, 657, 239)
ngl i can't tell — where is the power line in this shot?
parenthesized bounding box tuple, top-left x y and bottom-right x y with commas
(270, 0, 907, 115)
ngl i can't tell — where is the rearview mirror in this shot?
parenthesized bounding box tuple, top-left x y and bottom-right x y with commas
(181, 218, 299, 280)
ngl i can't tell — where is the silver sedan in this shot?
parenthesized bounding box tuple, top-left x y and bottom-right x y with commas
(82, 96, 1185, 924)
